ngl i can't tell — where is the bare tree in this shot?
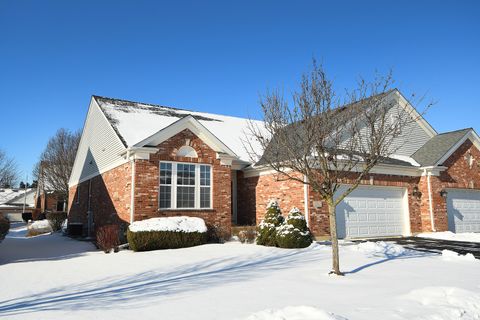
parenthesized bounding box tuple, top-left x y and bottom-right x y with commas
(246, 62, 432, 275)
(36, 128, 81, 201)
(0, 149, 19, 188)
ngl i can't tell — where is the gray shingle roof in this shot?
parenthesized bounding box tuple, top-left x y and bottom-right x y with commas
(411, 128, 472, 166)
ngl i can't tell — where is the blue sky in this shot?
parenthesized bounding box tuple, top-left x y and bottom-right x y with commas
(1, 0, 479, 182)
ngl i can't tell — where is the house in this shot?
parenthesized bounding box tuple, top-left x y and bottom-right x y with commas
(0, 188, 35, 221)
(33, 162, 68, 219)
(68, 91, 480, 239)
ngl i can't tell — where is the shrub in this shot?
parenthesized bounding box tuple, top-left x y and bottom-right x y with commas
(276, 207, 313, 249)
(22, 212, 32, 222)
(238, 229, 256, 244)
(127, 229, 207, 251)
(127, 216, 208, 252)
(256, 199, 284, 247)
(46, 212, 67, 232)
(96, 224, 120, 253)
(206, 224, 230, 243)
(0, 215, 10, 243)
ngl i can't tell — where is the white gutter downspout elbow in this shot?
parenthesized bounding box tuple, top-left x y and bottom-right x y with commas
(303, 175, 309, 227)
(424, 168, 436, 232)
(129, 150, 136, 224)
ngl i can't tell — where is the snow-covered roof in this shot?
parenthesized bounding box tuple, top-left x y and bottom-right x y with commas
(0, 188, 35, 207)
(94, 96, 264, 163)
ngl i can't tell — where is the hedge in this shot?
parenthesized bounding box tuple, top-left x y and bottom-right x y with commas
(0, 216, 10, 243)
(46, 212, 67, 231)
(127, 229, 207, 252)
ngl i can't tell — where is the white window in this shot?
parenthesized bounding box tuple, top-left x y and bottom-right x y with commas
(159, 162, 212, 209)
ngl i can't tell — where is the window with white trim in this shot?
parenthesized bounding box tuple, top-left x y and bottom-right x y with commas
(159, 162, 212, 209)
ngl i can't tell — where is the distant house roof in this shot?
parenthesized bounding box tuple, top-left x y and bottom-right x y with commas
(412, 128, 472, 166)
(94, 96, 264, 162)
(0, 188, 35, 208)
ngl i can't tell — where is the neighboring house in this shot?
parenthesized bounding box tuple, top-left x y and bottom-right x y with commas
(0, 188, 35, 220)
(33, 163, 67, 219)
(68, 91, 480, 239)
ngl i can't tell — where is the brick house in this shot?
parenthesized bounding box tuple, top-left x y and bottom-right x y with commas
(68, 90, 480, 239)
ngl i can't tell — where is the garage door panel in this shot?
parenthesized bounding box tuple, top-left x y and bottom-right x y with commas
(447, 190, 480, 233)
(336, 187, 406, 239)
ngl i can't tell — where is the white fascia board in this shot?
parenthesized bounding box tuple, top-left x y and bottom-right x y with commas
(435, 130, 480, 166)
(133, 115, 238, 158)
(68, 97, 128, 186)
(243, 162, 426, 178)
(68, 97, 94, 186)
(394, 90, 437, 138)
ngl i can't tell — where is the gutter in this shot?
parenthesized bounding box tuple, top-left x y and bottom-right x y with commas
(303, 175, 309, 227)
(128, 150, 136, 224)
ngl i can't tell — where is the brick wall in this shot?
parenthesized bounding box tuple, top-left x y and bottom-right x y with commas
(239, 140, 480, 237)
(68, 162, 131, 229)
(133, 129, 232, 235)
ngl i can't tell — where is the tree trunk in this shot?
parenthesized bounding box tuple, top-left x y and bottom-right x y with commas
(328, 201, 343, 275)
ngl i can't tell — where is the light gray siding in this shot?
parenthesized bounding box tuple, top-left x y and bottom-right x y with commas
(69, 99, 127, 186)
(386, 104, 432, 156)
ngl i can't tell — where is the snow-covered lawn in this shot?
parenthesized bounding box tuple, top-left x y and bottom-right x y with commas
(417, 231, 480, 243)
(0, 223, 479, 320)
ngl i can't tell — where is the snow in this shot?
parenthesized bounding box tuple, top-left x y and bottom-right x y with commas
(128, 216, 207, 233)
(96, 98, 266, 162)
(389, 154, 420, 166)
(1, 224, 479, 320)
(351, 241, 406, 257)
(441, 249, 476, 261)
(28, 220, 52, 233)
(266, 199, 279, 209)
(0, 188, 34, 207)
(244, 306, 347, 320)
(417, 231, 480, 243)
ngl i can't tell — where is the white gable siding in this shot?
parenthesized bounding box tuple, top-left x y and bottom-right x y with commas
(68, 99, 127, 186)
(385, 103, 432, 156)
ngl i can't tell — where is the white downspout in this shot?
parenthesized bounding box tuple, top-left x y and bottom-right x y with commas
(129, 151, 136, 224)
(303, 175, 309, 227)
(424, 169, 436, 232)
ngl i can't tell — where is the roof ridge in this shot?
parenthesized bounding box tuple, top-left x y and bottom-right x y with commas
(437, 128, 472, 136)
(93, 95, 185, 112)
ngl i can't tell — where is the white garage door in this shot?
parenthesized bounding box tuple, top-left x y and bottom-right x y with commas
(336, 186, 407, 239)
(447, 190, 480, 233)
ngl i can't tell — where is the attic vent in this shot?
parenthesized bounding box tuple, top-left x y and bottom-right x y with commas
(176, 146, 198, 158)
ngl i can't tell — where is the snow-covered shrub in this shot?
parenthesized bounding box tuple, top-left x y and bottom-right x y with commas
(127, 216, 208, 252)
(96, 224, 120, 253)
(256, 199, 284, 247)
(276, 207, 313, 249)
(238, 228, 256, 244)
(46, 212, 67, 232)
(27, 219, 53, 237)
(0, 215, 10, 243)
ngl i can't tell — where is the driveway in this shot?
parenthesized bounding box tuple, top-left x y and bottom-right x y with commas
(359, 236, 480, 259)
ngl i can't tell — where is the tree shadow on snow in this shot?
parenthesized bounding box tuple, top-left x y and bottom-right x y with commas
(0, 245, 320, 316)
(0, 224, 96, 265)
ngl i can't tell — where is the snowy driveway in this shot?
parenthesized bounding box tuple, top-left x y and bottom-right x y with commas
(358, 236, 480, 258)
(0, 223, 479, 320)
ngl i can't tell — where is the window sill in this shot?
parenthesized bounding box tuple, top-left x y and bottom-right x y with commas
(158, 208, 215, 212)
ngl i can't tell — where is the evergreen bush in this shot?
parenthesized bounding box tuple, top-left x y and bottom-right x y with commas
(276, 207, 313, 249)
(256, 199, 284, 246)
(0, 215, 10, 243)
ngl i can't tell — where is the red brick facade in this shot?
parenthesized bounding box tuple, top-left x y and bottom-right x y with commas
(68, 129, 232, 236)
(68, 130, 480, 239)
(238, 140, 480, 237)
